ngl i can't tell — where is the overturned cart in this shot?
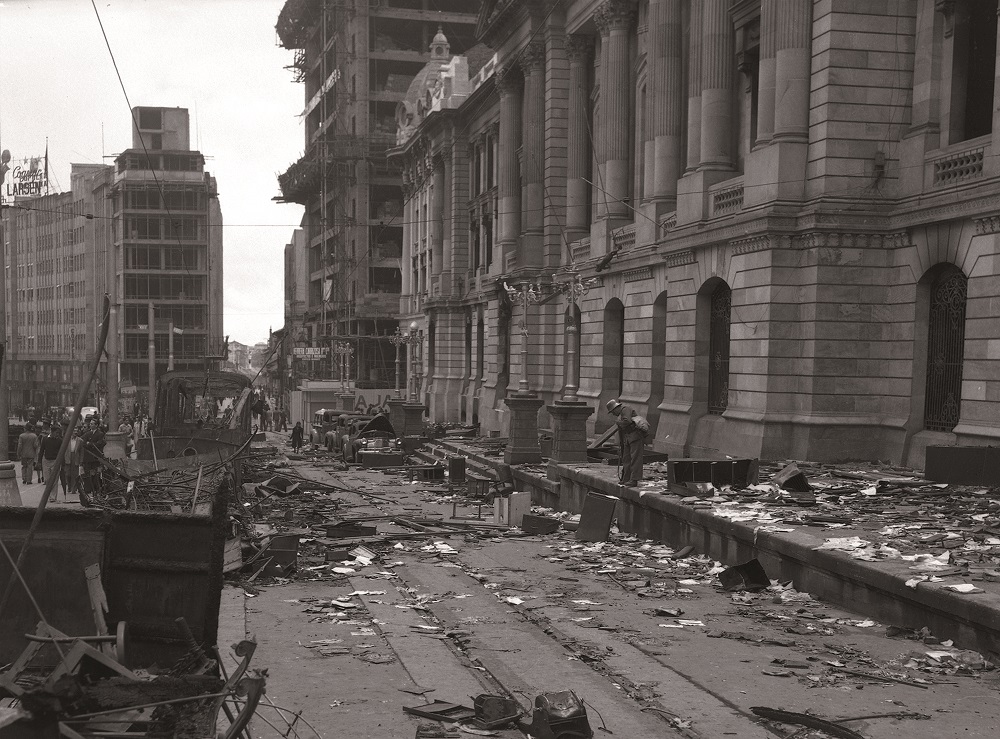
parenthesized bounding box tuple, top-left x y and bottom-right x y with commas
(0, 475, 264, 736)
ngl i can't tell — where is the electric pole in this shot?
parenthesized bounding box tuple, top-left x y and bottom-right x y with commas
(0, 149, 12, 461)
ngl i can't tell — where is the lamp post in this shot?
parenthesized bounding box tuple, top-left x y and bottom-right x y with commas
(503, 280, 542, 394)
(407, 321, 420, 403)
(389, 327, 406, 399)
(550, 265, 598, 403)
(332, 342, 353, 393)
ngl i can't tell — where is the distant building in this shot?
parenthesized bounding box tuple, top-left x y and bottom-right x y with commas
(3, 164, 113, 412)
(113, 106, 226, 396)
(2, 106, 225, 416)
(249, 342, 269, 368)
(274, 0, 481, 388)
(227, 340, 252, 372)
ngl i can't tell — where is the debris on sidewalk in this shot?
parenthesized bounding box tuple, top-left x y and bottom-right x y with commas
(517, 691, 593, 739)
(718, 559, 770, 592)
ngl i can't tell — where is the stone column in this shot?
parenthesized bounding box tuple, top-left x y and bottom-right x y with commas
(699, 0, 736, 170)
(520, 41, 546, 268)
(685, 0, 703, 171)
(496, 67, 523, 261)
(900, 0, 942, 193)
(772, 0, 811, 141)
(566, 35, 593, 239)
(504, 394, 545, 464)
(595, 0, 636, 219)
(911, 0, 941, 135)
(400, 177, 411, 308)
(650, 0, 684, 202)
(432, 156, 445, 276)
(992, 4, 1000, 140)
(756, 0, 777, 146)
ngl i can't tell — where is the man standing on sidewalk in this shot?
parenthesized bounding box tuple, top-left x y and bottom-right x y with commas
(39, 424, 64, 499)
(16, 423, 39, 485)
(606, 399, 650, 488)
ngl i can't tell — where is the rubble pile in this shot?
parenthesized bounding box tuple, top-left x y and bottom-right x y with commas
(0, 573, 265, 738)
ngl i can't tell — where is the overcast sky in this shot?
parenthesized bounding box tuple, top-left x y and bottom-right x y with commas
(0, 0, 305, 345)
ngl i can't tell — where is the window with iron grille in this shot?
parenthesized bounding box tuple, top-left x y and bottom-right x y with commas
(708, 283, 732, 414)
(924, 267, 967, 431)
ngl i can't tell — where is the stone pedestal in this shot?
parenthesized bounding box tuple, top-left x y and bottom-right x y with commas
(402, 402, 426, 438)
(387, 398, 407, 437)
(546, 401, 595, 476)
(339, 393, 356, 412)
(504, 393, 544, 464)
(0, 462, 21, 506)
(104, 431, 128, 460)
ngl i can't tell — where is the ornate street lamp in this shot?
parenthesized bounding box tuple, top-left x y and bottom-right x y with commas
(550, 265, 599, 403)
(332, 341, 354, 393)
(407, 321, 421, 403)
(389, 325, 422, 400)
(389, 328, 406, 399)
(503, 280, 543, 394)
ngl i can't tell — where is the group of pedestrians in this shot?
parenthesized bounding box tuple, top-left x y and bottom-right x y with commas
(15, 416, 112, 505)
(251, 392, 288, 432)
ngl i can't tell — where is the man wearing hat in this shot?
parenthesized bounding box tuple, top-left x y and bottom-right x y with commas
(16, 423, 40, 485)
(606, 399, 650, 487)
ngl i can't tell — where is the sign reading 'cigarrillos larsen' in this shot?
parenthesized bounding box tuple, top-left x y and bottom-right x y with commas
(2, 157, 47, 204)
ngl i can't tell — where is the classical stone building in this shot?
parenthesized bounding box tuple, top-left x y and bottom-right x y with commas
(393, 0, 1000, 468)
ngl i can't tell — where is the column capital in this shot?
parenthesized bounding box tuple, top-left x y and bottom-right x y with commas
(495, 64, 524, 95)
(489, 121, 500, 139)
(566, 34, 594, 63)
(432, 154, 445, 173)
(519, 40, 546, 73)
(595, 0, 637, 35)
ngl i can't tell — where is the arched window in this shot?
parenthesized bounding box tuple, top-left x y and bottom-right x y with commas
(924, 266, 968, 431)
(602, 299, 625, 399)
(708, 283, 731, 414)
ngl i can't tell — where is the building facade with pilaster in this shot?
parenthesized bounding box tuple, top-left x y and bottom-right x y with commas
(396, 0, 1000, 468)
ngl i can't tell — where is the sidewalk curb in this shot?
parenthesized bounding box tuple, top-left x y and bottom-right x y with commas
(436, 440, 1000, 658)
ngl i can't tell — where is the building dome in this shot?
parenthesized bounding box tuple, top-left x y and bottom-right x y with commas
(395, 29, 454, 145)
(430, 26, 450, 60)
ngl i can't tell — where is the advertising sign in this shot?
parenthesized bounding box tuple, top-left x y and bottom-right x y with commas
(1, 156, 47, 204)
(293, 346, 328, 360)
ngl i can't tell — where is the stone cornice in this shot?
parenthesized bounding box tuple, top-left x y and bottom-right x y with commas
(790, 231, 910, 250)
(664, 249, 696, 267)
(477, 0, 544, 50)
(975, 214, 1000, 234)
(623, 266, 652, 282)
(889, 186, 1000, 231)
(731, 235, 773, 255)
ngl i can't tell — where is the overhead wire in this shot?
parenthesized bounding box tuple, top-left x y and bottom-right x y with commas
(89, 0, 212, 313)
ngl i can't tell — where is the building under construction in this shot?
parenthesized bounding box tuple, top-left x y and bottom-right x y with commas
(275, 0, 480, 388)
